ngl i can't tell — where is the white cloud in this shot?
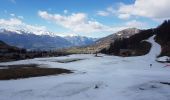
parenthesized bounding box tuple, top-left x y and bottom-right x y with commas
(38, 10, 149, 36)
(117, 0, 170, 20)
(0, 18, 49, 35)
(97, 11, 109, 16)
(10, 13, 24, 19)
(64, 10, 68, 14)
(38, 10, 112, 33)
(18, 16, 24, 19)
(106, 7, 116, 14)
(10, 13, 15, 17)
(125, 20, 147, 28)
(97, 6, 116, 17)
(118, 14, 130, 19)
(0, 18, 22, 26)
(107, 20, 147, 33)
(0, 18, 147, 37)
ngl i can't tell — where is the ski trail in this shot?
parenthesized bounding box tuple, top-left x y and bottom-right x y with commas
(145, 35, 161, 61)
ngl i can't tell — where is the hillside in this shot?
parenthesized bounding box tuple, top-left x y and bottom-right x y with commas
(100, 29, 154, 56)
(94, 28, 140, 51)
(65, 28, 140, 54)
(96, 28, 140, 46)
(155, 20, 170, 56)
(0, 40, 70, 62)
(0, 40, 23, 52)
(0, 40, 26, 62)
(100, 20, 170, 57)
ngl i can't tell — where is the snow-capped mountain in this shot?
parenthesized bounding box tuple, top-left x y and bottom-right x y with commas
(0, 28, 96, 50)
(0, 28, 56, 37)
(64, 35, 97, 46)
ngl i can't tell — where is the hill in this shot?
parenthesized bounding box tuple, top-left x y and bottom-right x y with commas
(100, 20, 170, 57)
(65, 28, 140, 54)
(155, 20, 170, 56)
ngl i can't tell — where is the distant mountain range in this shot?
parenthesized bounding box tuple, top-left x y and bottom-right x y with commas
(0, 29, 96, 50)
(64, 35, 97, 46)
(1, 20, 169, 57)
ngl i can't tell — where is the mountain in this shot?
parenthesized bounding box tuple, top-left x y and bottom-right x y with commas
(64, 28, 140, 54)
(0, 29, 96, 50)
(64, 35, 97, 46)
(100, 29, 154, 56)
(0, 40, 23, 52)
(100, 20, 170, 57)
(0, 40, 26, 62)
(0, 29, 71, 50)
(65, 21, 170, 57)
(95, 28, 140, 50)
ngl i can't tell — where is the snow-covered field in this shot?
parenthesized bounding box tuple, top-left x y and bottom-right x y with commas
(0, 35, 170, 100)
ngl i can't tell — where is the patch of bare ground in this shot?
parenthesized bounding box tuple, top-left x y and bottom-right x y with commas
(0, 64, 72, 80)
(54, 58, 84, 63)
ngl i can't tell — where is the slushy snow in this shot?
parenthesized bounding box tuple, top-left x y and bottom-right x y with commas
(0, 35, 170, 100)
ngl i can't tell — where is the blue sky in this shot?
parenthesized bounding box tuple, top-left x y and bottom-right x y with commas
(0, 0, 169, 38)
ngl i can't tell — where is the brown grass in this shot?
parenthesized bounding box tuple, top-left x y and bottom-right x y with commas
(0, 64, 72, 80)
(55, 58, 84, 63)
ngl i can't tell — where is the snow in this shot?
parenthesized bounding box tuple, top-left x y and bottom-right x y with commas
(0, 35, 170, 100)
(157, 56, 170, 62)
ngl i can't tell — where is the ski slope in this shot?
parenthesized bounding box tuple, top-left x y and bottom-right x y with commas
(0, 35, 170, 100)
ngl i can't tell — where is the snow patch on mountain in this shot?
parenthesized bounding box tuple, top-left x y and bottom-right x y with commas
(64, 35, 97, 46)
(0, 28, 97, 49)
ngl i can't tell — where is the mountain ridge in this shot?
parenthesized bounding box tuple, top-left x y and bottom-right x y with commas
(64, 28, 141, 54)
(0, 28, 96, 50)
(100, 20, 170, 57)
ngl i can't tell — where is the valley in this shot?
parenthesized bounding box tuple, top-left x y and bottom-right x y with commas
(0, 35, 170, 100)
(0, 0, 170, 99)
